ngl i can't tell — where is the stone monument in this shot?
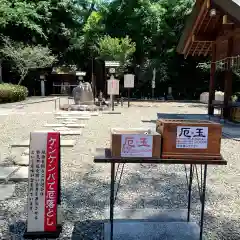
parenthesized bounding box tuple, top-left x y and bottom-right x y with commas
(72, 81, 94, 105)
(60, 81, 107, 111)
(167, 86, 174, 100)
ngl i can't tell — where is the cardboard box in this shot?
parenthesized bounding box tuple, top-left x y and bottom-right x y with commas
(111, 128, 161, 158)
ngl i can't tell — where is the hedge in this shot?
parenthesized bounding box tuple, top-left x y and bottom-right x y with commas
(0, 83, 28, 103)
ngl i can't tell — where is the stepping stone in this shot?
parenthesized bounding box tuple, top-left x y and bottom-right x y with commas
(65, 124, 85, 128)
(103, 208, 189, 222)
(55, 111, 89, 115)
(0, 184, 15, 200)
(13, 155, 29, 166)
(56, 116, 90, 120)
(104, 221, 200, 240)
(23, 148, 29, 155)
(44, 123, 65, 127)
(54, 127, 71, 131)
(0, 167, 19, 181)
(9, 166, 28, 182)
(11, 139, 76, 147)
(90, 112, 99, 116)
(55, 111, 98, 116)
(62, 118, 77, 121)
(44, 123, 85, 128)
(58, 131, 82, 136)
(0, 216, 5, 227)
(36, 129, 82, 136)
(102, 111, 121, 114)
(62, 120, 77, 125)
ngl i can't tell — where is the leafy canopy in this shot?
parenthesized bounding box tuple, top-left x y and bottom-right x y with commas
(0, 36, 56, 84)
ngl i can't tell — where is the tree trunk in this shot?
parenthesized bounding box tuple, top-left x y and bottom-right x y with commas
(18, 75, 26, 85)
(0, 60, 3, 83)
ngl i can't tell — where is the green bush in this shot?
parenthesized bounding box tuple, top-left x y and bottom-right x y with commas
(0, 83, 28, 103)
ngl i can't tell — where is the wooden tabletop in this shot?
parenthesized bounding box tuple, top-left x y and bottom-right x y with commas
(94, 148, 227, 165)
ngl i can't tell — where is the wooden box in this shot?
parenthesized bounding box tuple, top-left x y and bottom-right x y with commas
(156, 119, 222, 160)
(230, 107, 240, 123)
(111, 128, 161, 158)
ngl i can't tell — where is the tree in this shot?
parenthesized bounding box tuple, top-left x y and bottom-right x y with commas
(0, 0, 219, 98)
(0, 0, 47, 39)
(0, 36, 56, 85)
(97, 35, 136, 67)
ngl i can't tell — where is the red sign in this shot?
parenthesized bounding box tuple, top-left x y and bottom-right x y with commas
(26, 131, 60, 235)
(44, 132, 59, 231)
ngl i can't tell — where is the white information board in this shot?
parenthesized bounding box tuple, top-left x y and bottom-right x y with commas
(107, 79, 119, 95)
(124, 74, 134, 88)
(176, 126, 208, 149)
(121, 134, 153, 157)
(26, 132, 60, 233)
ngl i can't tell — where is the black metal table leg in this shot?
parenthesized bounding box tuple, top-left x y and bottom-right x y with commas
(187, 164, 193, 222)
(110, 162, 115, 240)
(199, 164, 208, 240)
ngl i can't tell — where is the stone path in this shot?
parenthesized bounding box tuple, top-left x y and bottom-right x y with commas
(0, 166, 19, 182)
(0, 166, 28, 182)
(11, 139, 76, 147)
(13, 155, 29, 166)
(56, 116, 90, 120)
(0, 184, 15, 200)
(9, 167, 28, 181)
(0, 107, 95, 203)
(44, 123, 85, 128)
(0, 110, 54, 116)
(36, 129, 82, 136)
(104, 221, 200, 240)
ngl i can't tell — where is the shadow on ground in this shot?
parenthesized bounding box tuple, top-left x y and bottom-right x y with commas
(63, 165, 238, 239)
(7, 164, 239, 240)
(157, 113, 210, 121)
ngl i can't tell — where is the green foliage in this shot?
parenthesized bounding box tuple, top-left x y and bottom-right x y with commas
(0, 83, 28, 103)
(0, 0, 214, 98)
(97, 35, 136, 75)
(0, 0, 46, 38)
(97, 35, 136, 64)
(0, 36, 56, 85)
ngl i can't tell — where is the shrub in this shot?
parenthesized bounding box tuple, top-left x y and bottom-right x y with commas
(233, 92, 240, 102)
(0, 83, 28, 103)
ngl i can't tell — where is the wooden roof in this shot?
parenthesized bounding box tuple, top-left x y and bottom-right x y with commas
(177, 0, 240, 58)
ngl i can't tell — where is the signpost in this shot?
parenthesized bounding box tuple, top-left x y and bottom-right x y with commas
(152, 68, 156, 99)
(24, 132, 62, 239)
(107, 75, 119, 111)
(105, 61, 120, 111)
(124, 74, 134, 107)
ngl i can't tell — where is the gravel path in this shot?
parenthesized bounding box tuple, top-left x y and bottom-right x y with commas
(0, 100, 240, 239)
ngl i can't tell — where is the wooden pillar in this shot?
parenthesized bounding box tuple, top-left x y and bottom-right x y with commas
(208, 42, 216, 115)
(223, 37, 233, 119)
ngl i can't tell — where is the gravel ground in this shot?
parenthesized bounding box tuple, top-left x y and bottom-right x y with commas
(0, 99, 240, 239)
